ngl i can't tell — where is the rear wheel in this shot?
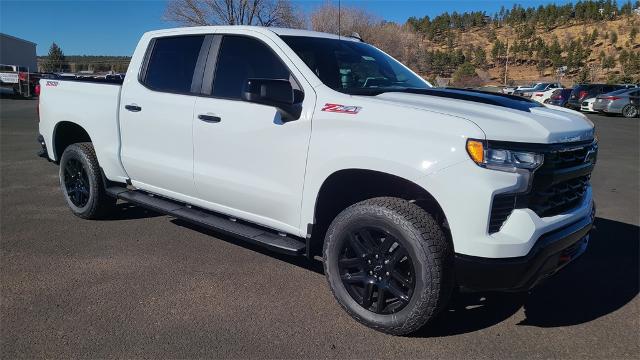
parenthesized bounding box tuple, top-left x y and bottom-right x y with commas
(59, 142, 116, 219)
(323, 197, 453, 335)
(622, 104, 638, 118)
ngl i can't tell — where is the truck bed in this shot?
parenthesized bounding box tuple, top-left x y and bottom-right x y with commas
(38, 78, 129, 182)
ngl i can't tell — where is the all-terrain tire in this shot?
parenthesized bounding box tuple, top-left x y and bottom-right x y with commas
(59, 142, 116, 219)
(323, 197, 454, 335)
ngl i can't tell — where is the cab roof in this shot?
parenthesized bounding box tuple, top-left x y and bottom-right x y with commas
(143, 26, 360, 42)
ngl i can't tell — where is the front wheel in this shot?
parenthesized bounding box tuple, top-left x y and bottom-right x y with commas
(622, 104, 639, 118)
(323, 197, 453, 335)
(59, 142, 116, 219)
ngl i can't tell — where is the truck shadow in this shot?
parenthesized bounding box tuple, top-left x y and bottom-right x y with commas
(163, 215, 637, 337)
(170, 219, 326, 275)
(416, 217, 639, 337)
(101, 202, 164, 221)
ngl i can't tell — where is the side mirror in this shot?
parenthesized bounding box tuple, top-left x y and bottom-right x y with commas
(242, 78, 303, 121)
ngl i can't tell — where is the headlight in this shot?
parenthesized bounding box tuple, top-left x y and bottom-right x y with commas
(466, 139, 543, 172)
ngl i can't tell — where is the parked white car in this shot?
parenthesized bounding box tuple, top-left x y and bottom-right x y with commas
(581, 97, 597, 112)
(502, 84, 534, 94)
(37, 26, 597, 335)
(531, 88, 560, 103)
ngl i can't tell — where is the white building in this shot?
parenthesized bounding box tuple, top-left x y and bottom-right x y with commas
(0, 33, 37, 72)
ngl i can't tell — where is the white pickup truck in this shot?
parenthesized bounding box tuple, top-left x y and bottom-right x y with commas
(38, 26, 597, 335)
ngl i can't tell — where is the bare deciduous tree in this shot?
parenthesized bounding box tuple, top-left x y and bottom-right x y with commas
(309, 3, 416, 65)
(310, 2, 376, 38)
(165, 0, 305, 28)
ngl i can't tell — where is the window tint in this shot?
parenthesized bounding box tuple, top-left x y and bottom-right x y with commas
(213, 36, 291, 99)
(282, 36, 429, 94)
(144, 35, 205, 93)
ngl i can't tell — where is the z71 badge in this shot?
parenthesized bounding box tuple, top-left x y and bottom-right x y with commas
(321, 103, 362, 114)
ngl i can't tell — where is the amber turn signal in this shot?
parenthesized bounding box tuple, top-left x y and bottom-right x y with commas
(466, 139, 484, 164)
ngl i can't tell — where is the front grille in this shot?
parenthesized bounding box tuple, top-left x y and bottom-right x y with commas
(544, 145, 593, 169)
(488, 141, 596, 233)
(528, 175, 590, 217)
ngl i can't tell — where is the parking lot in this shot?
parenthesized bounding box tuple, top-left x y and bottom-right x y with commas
(0, 96, 638, 358)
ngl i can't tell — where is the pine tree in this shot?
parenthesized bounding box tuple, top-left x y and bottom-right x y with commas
(43, 42, 66, 72)
(602, 55, 616, 74)
(472, 46, 487, 68)
(591, 28, 599, 44)
(610, 31, 618, 46)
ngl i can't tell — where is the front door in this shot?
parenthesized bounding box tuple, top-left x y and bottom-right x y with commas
(192, 34, 315, 234)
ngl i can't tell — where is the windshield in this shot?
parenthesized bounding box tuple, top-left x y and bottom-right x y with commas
(532, 83, 548, 90)
(281, 36, 430, 95)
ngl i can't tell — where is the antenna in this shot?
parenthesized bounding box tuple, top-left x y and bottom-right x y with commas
(338, 0, 341, 39)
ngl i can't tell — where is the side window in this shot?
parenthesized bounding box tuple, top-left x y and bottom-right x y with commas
(212, 36, 292, 99)
(143, 35, 205, 93)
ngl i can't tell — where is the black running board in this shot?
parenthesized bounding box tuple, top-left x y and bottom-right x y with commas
(106, 186, 306, 256)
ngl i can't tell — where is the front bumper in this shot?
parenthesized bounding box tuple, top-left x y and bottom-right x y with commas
(454, 207, 594, 292)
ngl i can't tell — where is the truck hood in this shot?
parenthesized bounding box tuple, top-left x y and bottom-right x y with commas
(371, 89, 595, 143)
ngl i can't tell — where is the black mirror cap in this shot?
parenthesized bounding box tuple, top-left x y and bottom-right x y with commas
(243, 78, 293, 104)
(242, 78, 302, 121)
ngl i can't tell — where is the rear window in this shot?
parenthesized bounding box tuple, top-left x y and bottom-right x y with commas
(143, 35, 205, 93)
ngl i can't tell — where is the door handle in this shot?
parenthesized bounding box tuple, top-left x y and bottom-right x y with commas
(198, 114, 221, 123)
(125, 104, 142, 112)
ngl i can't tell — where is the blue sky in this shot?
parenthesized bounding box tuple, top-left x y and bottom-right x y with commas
(1, 0, 575, 56)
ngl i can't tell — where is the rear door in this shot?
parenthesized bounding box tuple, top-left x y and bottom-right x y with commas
(191, 33, 315, 234)
(120, 34, 210, 197)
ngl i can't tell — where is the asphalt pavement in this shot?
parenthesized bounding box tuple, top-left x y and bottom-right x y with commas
(1, 95, 638, 358)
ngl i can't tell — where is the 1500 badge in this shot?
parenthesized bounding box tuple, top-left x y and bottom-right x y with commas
(321, 103, 362, 114)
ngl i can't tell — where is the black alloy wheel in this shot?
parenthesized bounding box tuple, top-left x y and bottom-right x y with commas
(59, 142, 116, 219)
(323, 197, 453, 335)
(63, 158, 91, 208)
(622, 104, 638, 118)
(338, 227, 415, 314)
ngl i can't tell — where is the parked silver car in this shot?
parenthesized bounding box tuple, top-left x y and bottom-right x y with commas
(514, 82, 563, 98)
(593, 88, 640, 118)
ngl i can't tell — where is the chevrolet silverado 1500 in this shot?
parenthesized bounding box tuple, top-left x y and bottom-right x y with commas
(38, 26, 597, 335)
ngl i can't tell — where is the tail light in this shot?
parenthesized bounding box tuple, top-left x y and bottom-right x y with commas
(18, 72, 27, 81)
(34, 84, 40, 97)
(579, 90, 589, 99)
(601, 96, 621, 101)
(534, 93, 543, 97)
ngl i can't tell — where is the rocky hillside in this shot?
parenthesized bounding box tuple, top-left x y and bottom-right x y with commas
(420, 15, 640, 85)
